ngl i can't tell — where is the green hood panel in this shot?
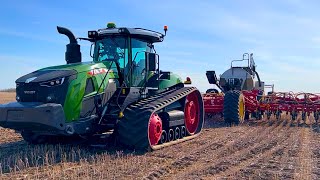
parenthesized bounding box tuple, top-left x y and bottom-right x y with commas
(159, 73, 183, 89)
(40, 61, 114, 74)
(38, 61, 118, 122)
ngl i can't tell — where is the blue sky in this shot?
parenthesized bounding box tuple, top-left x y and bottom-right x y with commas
(0, 0, 320, 93)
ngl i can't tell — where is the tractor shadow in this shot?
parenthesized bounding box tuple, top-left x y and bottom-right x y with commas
(204, 114, 273, 128)
(0, 136, 144, 174)
(203, 114, 233, 129)
(203, 118, 228, 129)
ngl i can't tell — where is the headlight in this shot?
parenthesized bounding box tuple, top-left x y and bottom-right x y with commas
(40, 77, 65, 87)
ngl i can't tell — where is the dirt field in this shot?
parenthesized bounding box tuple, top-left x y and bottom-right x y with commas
(0, 92, 320, 179)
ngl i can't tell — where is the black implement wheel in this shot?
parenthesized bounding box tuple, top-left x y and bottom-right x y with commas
(302, 112, 306, 121)
(223, 90, 245, 125)
(206, 88, 219, 93)
(266, 110, 272, 120)
(276, 110, 281, 120)
(315, 112, 319, 122)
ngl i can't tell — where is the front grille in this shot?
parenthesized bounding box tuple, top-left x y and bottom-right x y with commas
(16, 81, 69, 105)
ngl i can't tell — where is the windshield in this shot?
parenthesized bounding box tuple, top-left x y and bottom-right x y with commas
(93, 36, 128, 69)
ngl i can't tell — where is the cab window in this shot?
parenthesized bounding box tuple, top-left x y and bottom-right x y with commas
(131, 39, 150, 86)
(94, 37, 129, 73)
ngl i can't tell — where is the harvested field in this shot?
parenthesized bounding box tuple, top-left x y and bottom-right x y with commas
(0, 93, 319, 179)
(0, 92, 15, 104)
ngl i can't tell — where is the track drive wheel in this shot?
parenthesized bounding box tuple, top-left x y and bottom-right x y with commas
(223, 90, 245, 125)
(184, 91, 201, 135)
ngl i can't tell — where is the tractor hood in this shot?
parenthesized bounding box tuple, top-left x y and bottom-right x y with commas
(16, 69, 77, 83)
(16, 61, 115, 83)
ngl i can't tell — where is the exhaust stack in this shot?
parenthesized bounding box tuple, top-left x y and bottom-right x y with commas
(57, 26, 82, 64)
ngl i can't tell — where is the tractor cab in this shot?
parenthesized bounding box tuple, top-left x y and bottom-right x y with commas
(86, 23, 167, 89)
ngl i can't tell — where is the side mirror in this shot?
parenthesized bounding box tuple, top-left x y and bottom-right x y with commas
(90, 43, 94, 58)
(146, 52, 157, 71)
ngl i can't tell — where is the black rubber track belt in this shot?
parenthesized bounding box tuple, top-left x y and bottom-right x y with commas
(223, 90, 242, 125)
(116, 87, 204, 151)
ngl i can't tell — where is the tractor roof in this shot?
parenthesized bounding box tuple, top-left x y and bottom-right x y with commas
(97, 27, 165, 43)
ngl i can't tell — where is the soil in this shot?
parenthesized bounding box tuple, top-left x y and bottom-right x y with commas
(0, 93, 319, 179)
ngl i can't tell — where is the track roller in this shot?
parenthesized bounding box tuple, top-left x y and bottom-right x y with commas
(160, 130, 167, 144)
(168, 129, 174, 141)
(174, 127, 180, 140)
(180, 126, 186, 138)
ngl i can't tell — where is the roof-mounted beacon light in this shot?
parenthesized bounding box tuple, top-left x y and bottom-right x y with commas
(107, 22, 116, 28)
(164, 25, 168, 36)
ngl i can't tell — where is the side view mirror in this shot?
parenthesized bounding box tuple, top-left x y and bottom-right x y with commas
(145, 52, 157, 71)
(90, 43, 94, 58)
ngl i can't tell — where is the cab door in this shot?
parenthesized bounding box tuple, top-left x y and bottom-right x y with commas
(131, 38, 150, 87)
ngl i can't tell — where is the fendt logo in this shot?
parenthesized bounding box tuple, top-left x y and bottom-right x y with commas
(24, 91, 36, 94)
(25, 77, 37, 83)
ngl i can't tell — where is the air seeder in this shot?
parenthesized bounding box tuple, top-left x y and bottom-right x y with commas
(203, 53, 269, 124)
(0, 23, 204, 151)
(203, 53, 320, 124)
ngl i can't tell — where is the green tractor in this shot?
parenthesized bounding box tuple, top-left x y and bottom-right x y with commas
(0, 23, 204, 151)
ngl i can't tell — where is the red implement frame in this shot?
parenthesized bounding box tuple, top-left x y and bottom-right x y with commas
(203, 90, 320, 121)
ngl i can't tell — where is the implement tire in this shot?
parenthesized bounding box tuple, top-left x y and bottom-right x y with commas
(223, 90, 245, 125)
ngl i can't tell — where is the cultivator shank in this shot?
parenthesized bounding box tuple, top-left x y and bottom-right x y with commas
(259, 92, 320, 121)
(204, 90, 320, 122)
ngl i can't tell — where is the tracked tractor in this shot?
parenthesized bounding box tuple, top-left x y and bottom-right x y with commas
(203, 53, 268, 125)
(0, 23, 204, 151)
